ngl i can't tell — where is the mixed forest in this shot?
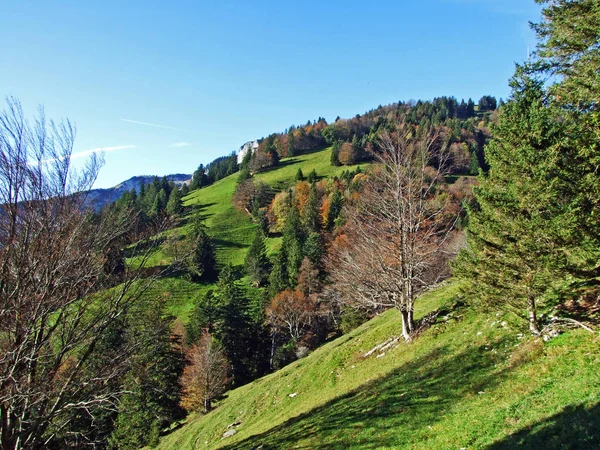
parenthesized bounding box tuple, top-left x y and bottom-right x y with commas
(1, 1, 599, 449)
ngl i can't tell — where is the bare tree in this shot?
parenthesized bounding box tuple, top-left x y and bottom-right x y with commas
(328, 123, 461, 341)
(0, 97, 161, 449)
(266, 288, 316, 343)
(180, 334, 229, 414)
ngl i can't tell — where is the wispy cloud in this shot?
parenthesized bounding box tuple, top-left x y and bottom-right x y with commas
(71, 145, 136, 160)
(121, 118, 195, 132)
(171, 142, 191, 148)
(35, 145, 136, 164)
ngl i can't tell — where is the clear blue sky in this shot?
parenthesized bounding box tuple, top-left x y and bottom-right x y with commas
(1, 0, 541, 188)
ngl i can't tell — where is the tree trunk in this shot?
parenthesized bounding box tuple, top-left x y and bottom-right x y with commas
(203, 397, 212, 414)
(400, 309, 412, 342)
(527, 295, 541, 335)
(407, 307, 414, 333)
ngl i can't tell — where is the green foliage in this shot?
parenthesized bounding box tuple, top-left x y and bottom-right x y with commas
(306, 168, 317, 183)
(110, 300, 185, 449)
(166, 186, 183, 216)
(330, 140, 341, 166)
(282, 206, 305, 285)
(212, 265, 269, 385)
(301, 182, 320, 232)
(186, 289, 217, 344)
(268, 251, 289, 297)
(245, 229, 271, 287)
(295, 168, 304, 181)
(303, 231, 324, 267)
(533, 0, 600, 111)
(190, 229, 217, 281)
(454, 73, 570, 333)
(237, 166, 252, 184)
(326, 189, 343, 231)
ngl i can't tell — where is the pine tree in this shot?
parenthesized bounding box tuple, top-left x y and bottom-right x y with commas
(245, 228, 271, 287)
(326, 189, 343, 230)
(269, 250, 288, 296)
(302, 182, 320, 232)
(307, 169, 318, 183)
(454, 73, 574, 335)
(166, 186, 182, 216)
(295, 168, 304, 181)
(330, 141, 341, 166)
(282, 205, 305, 285)
(186, 290, 217, 344)
(109, 300, 185, 449)
(189, 229, 217, 281)
(213, 265, 253, 385)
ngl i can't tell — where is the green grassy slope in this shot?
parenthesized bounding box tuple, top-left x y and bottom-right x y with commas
(156, 282, 600, 449)
(136, 146, 365, 322)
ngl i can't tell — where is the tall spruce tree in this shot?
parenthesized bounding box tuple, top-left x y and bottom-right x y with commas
(166, 185, 182, 216)
(302, 182, 320, 232)
(245, 228, 271, 287)
(454, 72, 585, 334)
(456, 0, 600, 335)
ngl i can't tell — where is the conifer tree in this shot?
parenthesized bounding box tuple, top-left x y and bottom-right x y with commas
(166, 185, 182, 216)
(269, 250, 289, 296)
(326, 189, 343, 230)
(330, 140, 342, 166)
(213, 265, 254, 385)
(454, 72, 575, 335)
(302, 182, 320, 232)
(245, 228, 271, 287)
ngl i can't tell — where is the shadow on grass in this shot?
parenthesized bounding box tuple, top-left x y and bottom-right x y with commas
(218, 335, 518, 450)
(212, 238, 249, 249)
(487, 403, 600, 450)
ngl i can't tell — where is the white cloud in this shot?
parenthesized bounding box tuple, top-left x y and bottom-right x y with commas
(171, 142, 191, 148)
(121, 118, 195, 132)
(71, 145, 136, 160)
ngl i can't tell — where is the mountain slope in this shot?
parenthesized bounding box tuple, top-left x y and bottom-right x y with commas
(87, 173, 191, 210)
(140, 146, 366, 321)
(155, 282, 600, 449)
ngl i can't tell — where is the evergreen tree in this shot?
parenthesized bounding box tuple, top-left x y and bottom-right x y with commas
(303, 231, 325, 267)
(454, 72, 575, 335)
(269, 250, 289, 296)
(237, 166, 252, 184)
(166, 186, 182, 216)
(180, 183, 189, 197)
(330, 140, 342, 166)
(326, 189, 343, 231)
(295, 168, 304, 181)
(110, 300, 185, 449)
(302, 182, 320, 231)
(190, 228, 217, 281)
(213, 265, 254, 385)
(307, 169, 318, 183)
(186, 290, 217, 345)
(282, 205, 305, 285)
(245, 228, 271, 287)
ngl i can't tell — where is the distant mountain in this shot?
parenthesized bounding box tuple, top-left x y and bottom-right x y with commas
(86, 173, 192, 210)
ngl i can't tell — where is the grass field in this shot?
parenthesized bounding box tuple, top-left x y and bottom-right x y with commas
(155, 282, 600, 449)
(140, 146, 366, 322)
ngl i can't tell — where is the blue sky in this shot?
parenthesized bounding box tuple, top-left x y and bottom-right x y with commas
(1, 0, 541, 188)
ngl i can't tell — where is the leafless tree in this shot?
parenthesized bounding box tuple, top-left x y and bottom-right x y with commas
(179, 334, 229, 414)
(266, 289, 316, 343)
(0, 97, 163, 449)
(328, 123, 461, 341)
